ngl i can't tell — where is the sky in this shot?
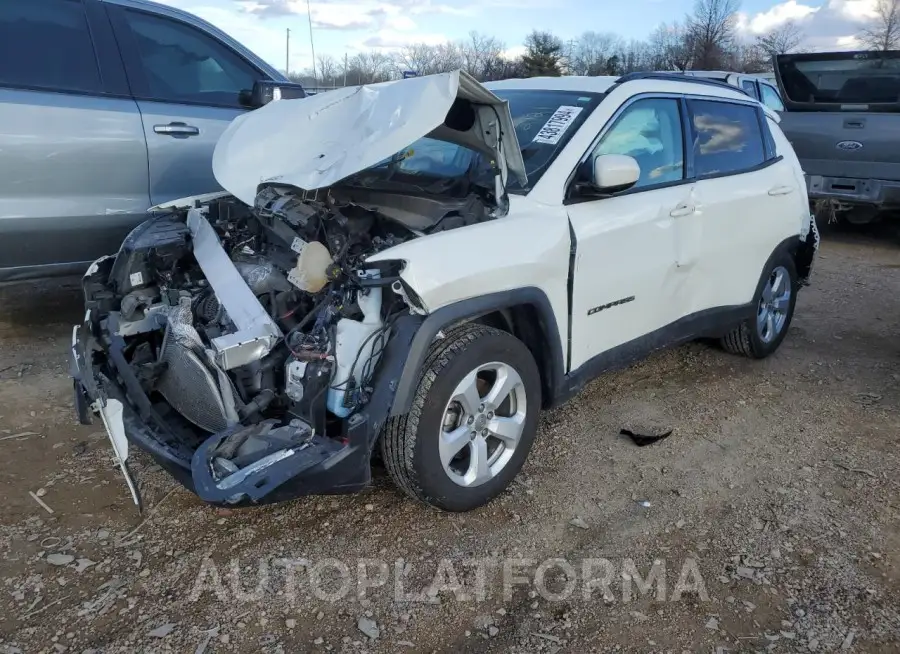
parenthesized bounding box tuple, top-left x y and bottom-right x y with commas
(151, 0, 876, 73)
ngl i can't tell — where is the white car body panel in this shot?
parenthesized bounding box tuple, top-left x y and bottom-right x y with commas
(679, 162, 800, 315)
(213, 70, 526, 207)
(566, 184, 691, 369)
(370, 75, 808, 375)
(367, 195, 572, 361)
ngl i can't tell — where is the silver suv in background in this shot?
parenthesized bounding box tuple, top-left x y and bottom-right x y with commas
(0, 0, 304, 282)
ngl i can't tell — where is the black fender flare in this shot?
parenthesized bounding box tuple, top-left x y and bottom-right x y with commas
(389, 287, 565, 417)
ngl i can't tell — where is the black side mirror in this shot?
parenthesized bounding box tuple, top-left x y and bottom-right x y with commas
(240, 80, 307, 108)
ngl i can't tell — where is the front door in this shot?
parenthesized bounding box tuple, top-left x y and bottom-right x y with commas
(108, 4, 264, 205)
(566, 96, 693, 371)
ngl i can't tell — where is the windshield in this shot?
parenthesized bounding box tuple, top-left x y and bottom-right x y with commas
(353, 90, 603, 194)
(778, 51, 900, 106)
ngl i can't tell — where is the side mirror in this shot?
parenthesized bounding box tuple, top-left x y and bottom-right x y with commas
(592, 154, 640, 192)
(240, 79, 307, 108)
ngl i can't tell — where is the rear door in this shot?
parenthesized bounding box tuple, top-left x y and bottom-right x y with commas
(0, 0, 148, 279)
(107, 4, 266, 205)
(682, 98, 801, 314)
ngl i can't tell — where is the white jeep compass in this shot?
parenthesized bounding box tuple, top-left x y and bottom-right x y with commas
(71, 71, 819, 512)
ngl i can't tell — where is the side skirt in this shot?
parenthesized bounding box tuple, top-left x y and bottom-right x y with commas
(550, 303, 752, 408)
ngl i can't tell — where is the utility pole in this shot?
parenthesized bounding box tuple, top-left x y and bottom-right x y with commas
(306, 0, 317, 88)
(285, 28, 290, 76)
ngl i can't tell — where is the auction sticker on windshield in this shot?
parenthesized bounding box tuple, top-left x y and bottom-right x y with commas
(533, 106, 583, 145)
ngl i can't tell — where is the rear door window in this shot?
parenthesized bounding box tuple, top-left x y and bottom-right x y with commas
(118, 8, 260, 107)
(687, 100, 766, 177)
(0, 0, 101, 93)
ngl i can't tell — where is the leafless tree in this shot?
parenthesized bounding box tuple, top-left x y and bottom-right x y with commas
(860, 0, 900, 51)
(351, 51, 392, 84)
(316, 54, 339, 87)
(432, 43, 464, 74)
(756, 21, 804, 57)
(686, 0, 741, 69)
(460, 32, 506, 80)
(648, 21, 693, 71)
(728, 43, 769, 73)
(391, 44, 439, 76)
(617, 39, 653, 73)
(567, 31, 622, 76)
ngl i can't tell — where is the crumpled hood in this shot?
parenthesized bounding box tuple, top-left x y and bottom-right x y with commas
(212, 70, 527, 207)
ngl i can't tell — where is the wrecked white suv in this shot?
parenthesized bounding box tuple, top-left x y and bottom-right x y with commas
(71, 71, 819, 512)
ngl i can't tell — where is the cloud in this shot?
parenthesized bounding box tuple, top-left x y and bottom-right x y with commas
(360, 29, 450, 48)
(502, 45, 527, 61)
(836, 34, 863, 47)
(735, 0, 880, 51)
(241, 0, 470, 31)
(832, 0, 878, 20)
(736, 1, 820, 35)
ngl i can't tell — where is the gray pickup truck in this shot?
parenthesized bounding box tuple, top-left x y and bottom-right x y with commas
(0, 0, 304, 282)
(775, 50, 900, 225)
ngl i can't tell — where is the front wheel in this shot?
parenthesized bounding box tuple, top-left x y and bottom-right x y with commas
(381, 324, 541, 511)
(721, 253, 798, 359)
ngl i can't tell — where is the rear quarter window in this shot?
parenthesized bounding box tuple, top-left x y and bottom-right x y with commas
(687, 100, 767, 178)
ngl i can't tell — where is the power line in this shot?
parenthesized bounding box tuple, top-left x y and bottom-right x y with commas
(306, 0, 317, 85)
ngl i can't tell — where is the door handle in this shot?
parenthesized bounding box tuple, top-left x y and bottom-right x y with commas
(768, 185, 795, 196)
(669, 203, 695, 218)
(153, 122, 199, 137)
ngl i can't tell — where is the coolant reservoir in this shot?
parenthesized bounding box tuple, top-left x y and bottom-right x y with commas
(326, 270, 384, 418)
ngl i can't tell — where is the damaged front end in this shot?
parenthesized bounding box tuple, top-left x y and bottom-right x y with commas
(72, 191, 425, 507)
(70, 70, 526, 508)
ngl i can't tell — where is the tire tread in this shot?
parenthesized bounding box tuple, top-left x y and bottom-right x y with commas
(382, 322, 503, 507)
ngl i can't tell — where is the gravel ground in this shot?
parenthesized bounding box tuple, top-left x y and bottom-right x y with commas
(1, 231, 899, 654)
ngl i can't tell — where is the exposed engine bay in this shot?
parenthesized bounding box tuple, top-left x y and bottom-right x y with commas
(76, 183, 494, 504)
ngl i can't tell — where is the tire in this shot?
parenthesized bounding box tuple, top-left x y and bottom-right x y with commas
(721, 252, 798, 359)
(381, 323, 541, 512)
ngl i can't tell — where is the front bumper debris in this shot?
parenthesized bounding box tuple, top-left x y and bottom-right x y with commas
(71, 261, 423, 507)
(797, 212, 820, 287)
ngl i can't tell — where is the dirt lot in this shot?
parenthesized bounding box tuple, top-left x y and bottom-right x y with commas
(1, 232, 899, 654)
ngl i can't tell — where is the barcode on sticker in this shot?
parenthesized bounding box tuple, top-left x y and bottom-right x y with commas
(129, 272, 144, 286)
(532, 106, 583, 145)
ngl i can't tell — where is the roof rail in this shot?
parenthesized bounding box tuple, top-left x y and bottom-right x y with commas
(612, 72, 751, 96)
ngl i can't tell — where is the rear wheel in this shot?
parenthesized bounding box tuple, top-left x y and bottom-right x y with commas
(721, 254, 797, 359)
(381, 324, 541, 511)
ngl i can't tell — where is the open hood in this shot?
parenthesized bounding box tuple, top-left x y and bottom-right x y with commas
(212, 70, 527, 207)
